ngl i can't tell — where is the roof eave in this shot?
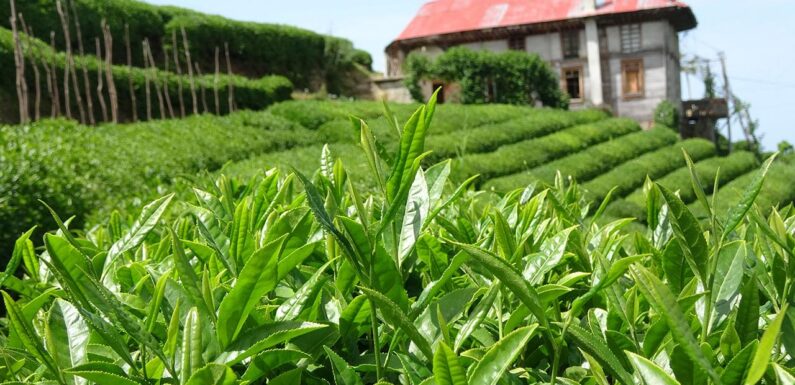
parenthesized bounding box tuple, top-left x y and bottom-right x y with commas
(387, 5, 698, 52)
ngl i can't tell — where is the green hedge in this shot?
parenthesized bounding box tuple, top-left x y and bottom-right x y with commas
(583, 138, 716, 202)
(0, 27, 292, 122)
(0, 111, 317, 253)
(268, 100, 416, 130)
(453, 118, 640, 183)
(424, 109, 607, 161)
(405, 47, 567, 108)
(219, 143, 373, 191)
(484, 127, 679, 192)
(0, 0, 370, 89)
(608, 151, 759, 220)
(274, 101, 537, 146)
(691, 156, 795, 218)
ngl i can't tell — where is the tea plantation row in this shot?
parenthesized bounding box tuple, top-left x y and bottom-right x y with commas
(3, 99, 795, 258)
(1, 96, 793, 384)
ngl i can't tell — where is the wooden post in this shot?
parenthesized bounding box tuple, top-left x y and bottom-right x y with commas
(213, 46, 220, 115)
(224, 42, 235, 113)
(162, 45, 175, 119)
(172, 30, 185, 117)
(102, 20, 118, 123)
(19, 15, 41, 121)
(142, 40, 152, 121)
(69, 0, 94, 125)
(10, 0, 30, 123)
(718, 52, 733, 153)
(49, 31, 61, 117)
(124, 24, 137, 122)
(56, 0, 86, 123)
(180, 27, 198, 115)
(194, 61, 208, 113)
(30, 25, 54, 118)
(95, 37, 108, 122)
(144, 39, 166, 120)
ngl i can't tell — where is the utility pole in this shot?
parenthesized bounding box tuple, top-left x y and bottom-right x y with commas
(718, 52, 732, 153)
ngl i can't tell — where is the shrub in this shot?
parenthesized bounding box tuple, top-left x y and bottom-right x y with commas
(484, 127, 679, 192)
(0, 0, 370, 89)
(0, 27, 293, 122)
(0, 111, 316, 254)
(583, 138, 716, 202)
(609, 151, 759, 220)
(268, 100, 418, 130)
(405, 47, 568, 108)
(454, 118, 640, 182)
(0, 98, 791, 385)
(280, 101, 535, 144)
(653, 99, 680, 130)
(425, 108, 608, 161)
(692, 155, 795, 218)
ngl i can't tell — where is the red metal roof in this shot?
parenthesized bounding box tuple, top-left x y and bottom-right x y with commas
(395, 0, 693, 41)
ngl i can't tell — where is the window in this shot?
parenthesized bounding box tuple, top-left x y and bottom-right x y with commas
(508, 36, 525, 51)
(561, 30, 580, 59)
(562, 67, 583, 101)
(622, 59, 644, 97)
(620, 24, 642, 53)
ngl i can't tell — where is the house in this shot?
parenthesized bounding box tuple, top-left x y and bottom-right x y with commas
(379, 0, 697, 124)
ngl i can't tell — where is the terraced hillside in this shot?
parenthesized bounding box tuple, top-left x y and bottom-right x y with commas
(3, 100, 794, 254)
(226, 100, 795, 223)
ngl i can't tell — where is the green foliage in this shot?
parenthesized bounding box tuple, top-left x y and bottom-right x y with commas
(485, 127, 680, 192)
(404, 47, 568, 108)
(0, 111, 314, 258)
(424, 108, 607, 162)
(654, 99, 681, 130)
(1, 98, 794, 385)
(454, 117, 640, 182)
(0, 0, 369, 89)
(609, 151, 760, 220)
(584, 139, 716, 202)
(0, 27, 292, 122)
(698, 154, 795, 217)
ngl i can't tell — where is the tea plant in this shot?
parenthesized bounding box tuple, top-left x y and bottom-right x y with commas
(1, 94, 793, 384)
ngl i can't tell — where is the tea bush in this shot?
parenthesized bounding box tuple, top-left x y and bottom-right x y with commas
(484, 127, 679, 191)
(609, 151, 759, 220)
(583, 138, 716, 202)
(0, 28, 292, 122)
(454, 118, 640, 182)
(0, 0, 369, 88)
(424, 108, 608, 161)
(693, 155, 795, 217)
(0, 111, 313, 256)
(1, 96, 792, 385)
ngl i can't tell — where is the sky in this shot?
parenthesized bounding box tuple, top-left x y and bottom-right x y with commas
(142, 0, 795, 151)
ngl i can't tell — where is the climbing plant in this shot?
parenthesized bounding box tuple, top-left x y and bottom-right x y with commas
(404, 47, 568, 108)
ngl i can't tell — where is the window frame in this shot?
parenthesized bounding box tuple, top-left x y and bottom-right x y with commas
(621, 58, 645, 99)
(561, 66, 584, 103)
(619, 24, 642, 53)
(508, 35, 526, 51)
(560, 30, 580, 59)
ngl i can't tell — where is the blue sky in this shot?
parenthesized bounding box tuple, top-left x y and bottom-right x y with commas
(143, 0, 794, 151)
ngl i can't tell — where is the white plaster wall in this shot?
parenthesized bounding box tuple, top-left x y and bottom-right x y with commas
(641, 21, 666, 50)
(408, 45, 446, 60)
(460, 39, 509, 52)
(609, 52, 668, 123)
(526, 33, 561, 61)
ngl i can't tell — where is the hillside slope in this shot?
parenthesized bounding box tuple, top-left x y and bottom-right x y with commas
(3, 100, 793, 256)
(0, 0, 370, 92)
